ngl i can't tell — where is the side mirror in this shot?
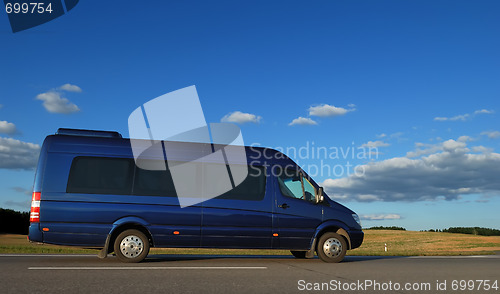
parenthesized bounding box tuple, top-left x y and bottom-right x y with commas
(316, 187, 324, 204)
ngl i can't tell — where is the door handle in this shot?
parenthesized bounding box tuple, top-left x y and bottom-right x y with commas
(278, 203, 290, 209)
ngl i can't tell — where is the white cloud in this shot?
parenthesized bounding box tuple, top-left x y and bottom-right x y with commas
(221, 111, 261, 124)
(406, 142, 442, 158)
(390, 132, 404, 139)
(308, 104, 355, 117)
(472, 146, 493, 153)
(59, 83, 82, 93)
(361, 214, 401, 220)
(0, 137, 40, 170)
(434, 109, 494, 122)
(0, 121, 17, 135)
(481, 130, 500, 139)
(442, 139, 467, 152)
(474, 109, 494, 115)
(360, 140, 390, 148)
(11, 186, 32, 196)
(457, 135, 472, 142)
(407, 139, 469, 158)
(323, 137, 500, 202)
(4, 200, 30, 210)
(434, 114, 469, 121)
(288, 117, 318, 126)
(36, 90, 80, 114)
(375, 132, 404, 141)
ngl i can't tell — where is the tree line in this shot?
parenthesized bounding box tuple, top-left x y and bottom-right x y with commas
(367, 226, 406, 231)
(425, 227, 500, 236)
(368, 226, 500, 236)
(0, 208, 29, 234)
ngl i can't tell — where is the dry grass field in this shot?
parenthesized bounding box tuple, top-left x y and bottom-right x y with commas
(348, 230, 500, 256)
(1, 230, 499, 256)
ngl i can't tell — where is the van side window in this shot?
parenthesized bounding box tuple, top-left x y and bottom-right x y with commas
(215, 165, 266, 201)
(67, 157, 133, 195)
(278, 169, 317, 203)
(133, 160, 177, 197)
(67, 157, 266, 200)
(278, 169, 303, 199)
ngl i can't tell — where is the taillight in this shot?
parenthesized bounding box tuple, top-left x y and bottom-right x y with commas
(30, 192, 41, 223)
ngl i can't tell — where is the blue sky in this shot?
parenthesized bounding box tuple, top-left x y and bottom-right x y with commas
(1, 0, 499, 230)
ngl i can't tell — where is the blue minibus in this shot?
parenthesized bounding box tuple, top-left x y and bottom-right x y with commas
(28, 128, 363, 262)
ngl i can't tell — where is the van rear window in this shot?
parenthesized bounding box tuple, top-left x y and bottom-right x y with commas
(67, 157, 266, 201)
(67, 157, 134, 195)
(215, 165, 266, 201)
(133, 162, 177, 197)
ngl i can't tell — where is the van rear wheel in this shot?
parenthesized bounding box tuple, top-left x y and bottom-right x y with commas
(317, 232, 347, 263)
(114, 229, 150, 263)
(290, 251, 307, 259)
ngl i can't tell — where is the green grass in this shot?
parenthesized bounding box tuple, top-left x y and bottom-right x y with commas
(0, 245, 97, 254)
(1, 230, 499, 256)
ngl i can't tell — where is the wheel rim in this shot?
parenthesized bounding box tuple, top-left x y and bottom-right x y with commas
(119, 235, 144, 258)
(323, 237, 342, 258)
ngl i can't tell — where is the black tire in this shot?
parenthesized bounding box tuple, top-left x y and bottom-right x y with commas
(316, 232, 347, 263)
(290, 250, 307, 259)
(113, 229, 150, 263)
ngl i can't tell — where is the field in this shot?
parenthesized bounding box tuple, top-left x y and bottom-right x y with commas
(1, 230, 499, 256)
(349, 230, 500, 256)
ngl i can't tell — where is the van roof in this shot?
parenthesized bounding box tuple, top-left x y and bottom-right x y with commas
(48, 128, 295, 167)
(56, 128, 122, 138)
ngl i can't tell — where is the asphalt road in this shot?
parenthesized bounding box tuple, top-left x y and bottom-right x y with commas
(1, 254, 499, 294)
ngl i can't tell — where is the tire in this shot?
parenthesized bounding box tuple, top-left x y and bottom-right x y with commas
(113, 229, 150, 263)
(290, 250, 307, 259)
(316, 232, 347, 263)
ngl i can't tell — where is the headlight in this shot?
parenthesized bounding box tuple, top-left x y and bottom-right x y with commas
(352, 213, 362, 227)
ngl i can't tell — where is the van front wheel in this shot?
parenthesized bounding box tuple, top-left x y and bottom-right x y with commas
(317, 232, 347, 263)
(114, 229, 150, 263)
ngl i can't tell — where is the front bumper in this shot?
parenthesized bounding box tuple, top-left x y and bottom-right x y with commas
(348, 230, 364, 249)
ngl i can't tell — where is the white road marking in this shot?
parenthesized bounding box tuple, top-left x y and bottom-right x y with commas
(28, 266, 268, 270)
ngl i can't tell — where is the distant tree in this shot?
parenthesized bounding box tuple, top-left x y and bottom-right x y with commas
(0, 208, 30, 234)
(368, 226, 406, 231)
(442, 227, 500, 236)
